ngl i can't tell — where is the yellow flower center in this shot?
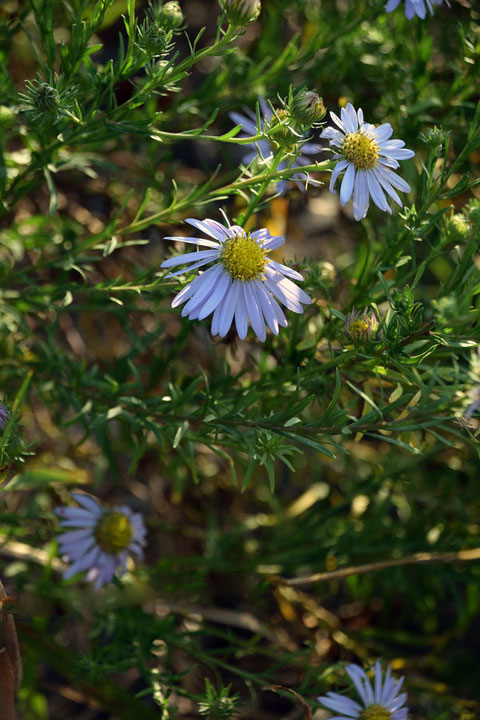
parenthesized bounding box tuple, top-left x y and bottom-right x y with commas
(360, 704, 392, 720)
(349, 318, 370, 340)
(343, 131, 379, 170)
(220, 234, 267, 281)
(94, 512, 133, 554)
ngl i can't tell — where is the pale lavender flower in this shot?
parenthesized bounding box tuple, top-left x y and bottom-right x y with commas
(344, 307, 379, 343)
(321, 103, 415, 221)
(318, 661, 408, 720)
(56, 493, 146, 589)
(230, 98, 318, 193)
(161, 217, 311, 341)
(385, 0, 444, 19)
(0, 402, 9, 430)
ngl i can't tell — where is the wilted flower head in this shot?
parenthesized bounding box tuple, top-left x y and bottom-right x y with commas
(290, 88, 326, 126)
(345, 307, 378, 343)
(219, 0, 261, 25)
(56, 493, 146, 589)
(321, 103, 414, 221)
(161, 217, 312, 342)
(0, 402, 9, 431)
(317, 661, 408, 720)
(385, 0, 443, 19)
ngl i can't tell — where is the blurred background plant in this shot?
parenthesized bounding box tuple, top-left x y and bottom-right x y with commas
(0, 0, 479, 718)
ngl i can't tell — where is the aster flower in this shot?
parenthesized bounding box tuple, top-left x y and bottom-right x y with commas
(230, 98, 318, 193)
(321, 103, 415, 221)
(161, 217, 312, 341)
(318, 661, 408, 720)
(385, 0, 443, 19)
(55, 493, 146, 589)
(0, 402, 9, 430)
(344, 307, 379, 344)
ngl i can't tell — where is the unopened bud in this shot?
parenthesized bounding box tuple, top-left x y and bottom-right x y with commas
(156, 1, 184, 30)
(290, 89, 326, 126)
(219, 0, 261, 26)
(444, 213, 470, 244)
(267, 109, 299, 148)
(33, 83, 59, 112)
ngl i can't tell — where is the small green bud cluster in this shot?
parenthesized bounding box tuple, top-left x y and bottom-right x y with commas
(443, 213, 470, 244)
(419, 125, 446, 148)
(290, 87, 326, 126)
(219, 0, 261, 27)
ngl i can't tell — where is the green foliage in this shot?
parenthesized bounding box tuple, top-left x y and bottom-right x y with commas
(0, 0, 479, 718)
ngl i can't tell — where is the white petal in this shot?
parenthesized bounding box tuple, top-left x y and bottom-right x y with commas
(218, 280, 241, 337)
(330, 111, 346, 133)
(164, 235, 219, 249)
(268, 260, 304, 281)
(340, 163, 356, 205)
(234, 289, 248, 340)
(63, 546, 101, 580)
(181, 264, 223, 316)
(329, 159, 349, 193)
(366, 170, 391, 212)
(161, 249, 217, 269)
(244, 282, 266, 341)
(254, 283, 279, 334)
(185, 218, 229, 240)
(377, 165, 411, 193)
(198, 270, 232, 320)
(71, 493, 102, 516)
(374, 123, 393, 143)
(373, 168, 403, 207)
(353, 170, 369, 221)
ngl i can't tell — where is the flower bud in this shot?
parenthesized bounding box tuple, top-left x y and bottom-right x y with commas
(219, 0, 261, 26)
(267, 109, 299, 148)
(138, 22, 172, 55)
(444, 213, 470, 244)
(344, 307, 378, 344)
(33, 82, 59, 112)
(155, 1, 184, 30)
(466, 200, 480, 227)
(290, 89, 326, 126)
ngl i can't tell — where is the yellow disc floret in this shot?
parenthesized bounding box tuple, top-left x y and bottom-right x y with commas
(349, 318, 371, 340)
(94, 512, 133, 554)
(343, 131, 379, 170)
(220, 233, 267, 281)
(360, 704, 392, 720)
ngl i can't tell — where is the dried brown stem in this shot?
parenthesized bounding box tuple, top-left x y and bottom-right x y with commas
(281, 547, 480, 587)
